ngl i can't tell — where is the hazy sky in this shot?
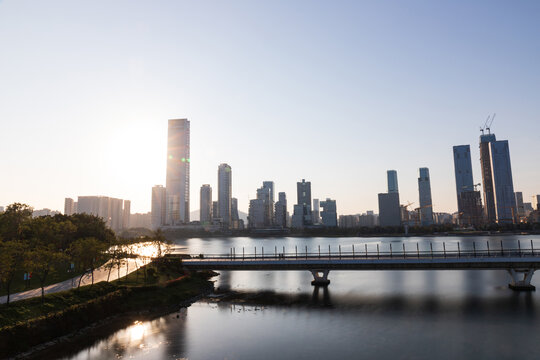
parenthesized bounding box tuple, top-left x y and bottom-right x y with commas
(1, 0, 539, 215)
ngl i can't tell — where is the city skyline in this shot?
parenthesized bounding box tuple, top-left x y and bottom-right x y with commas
(1, 1, 539, 216)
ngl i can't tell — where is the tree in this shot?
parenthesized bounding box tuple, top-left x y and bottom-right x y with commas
(69, 237, 108, 287)
(0, 203, 33, 242)
(0, 241, 27, 305)
(25, 246, 67, 302)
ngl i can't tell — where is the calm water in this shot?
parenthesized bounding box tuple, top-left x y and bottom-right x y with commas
(56, 235, 540, 360)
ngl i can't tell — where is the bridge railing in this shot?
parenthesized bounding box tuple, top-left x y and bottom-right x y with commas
(183, 240, 539, 262)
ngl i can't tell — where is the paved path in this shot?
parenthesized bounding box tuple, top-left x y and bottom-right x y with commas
(0, 257, 148, 304)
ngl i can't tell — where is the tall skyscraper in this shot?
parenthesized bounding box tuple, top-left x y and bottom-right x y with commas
(231, 198, 241, 229)
(218, 163, 232, 226)
(275, 192, 288, 228)
(387, 170, 399, 193)
(122, 200, 131, 229)
(418, 167, 434, 226)
(292, 179, 313, 228)
(166, 119, 190, 225)
(200, 184, 212, 224)
(151, 185, 167, 230)
(262, 181, 275, 224)
(489, 139, 517, 223)
(453, 145, 474, 198)
(64, 198, 76, 215)
(320, 198, 337, 227)
(453, 145, 483, 226)
(480, 133, 497, 223)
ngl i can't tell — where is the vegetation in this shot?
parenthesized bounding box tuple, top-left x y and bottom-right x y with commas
(0, 260, 215, 357)
(0, 203, 170, 303)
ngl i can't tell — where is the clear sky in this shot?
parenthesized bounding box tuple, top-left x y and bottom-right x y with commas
(0, 0, 539, 216)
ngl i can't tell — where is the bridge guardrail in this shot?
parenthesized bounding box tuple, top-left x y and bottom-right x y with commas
(181, 240, 538, 262)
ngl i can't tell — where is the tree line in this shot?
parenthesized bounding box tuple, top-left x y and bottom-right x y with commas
(0, 203, 165, 305)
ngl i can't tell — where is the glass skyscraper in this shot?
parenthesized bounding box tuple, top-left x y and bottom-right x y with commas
(166, 119, 190, 225)
(418, 167, 434, 226)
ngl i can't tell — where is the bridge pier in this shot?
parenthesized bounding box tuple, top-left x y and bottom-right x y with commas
(310, 270, 330, 286)
(507, 269, 536, 291)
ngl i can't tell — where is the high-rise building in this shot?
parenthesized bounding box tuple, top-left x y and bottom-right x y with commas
(249, 183, 273, 228)
(312, 199, 321, 224)
(275, 192, 288, 228)
(261, 181, 275, 224)
(320, 198, 337, 227)
(489, 140, 517, 223)
(532, 195, 540, 211)
(515, 192, 525, 218)
(387, 170, 399, 193)
(291, 179, 313, 228)
(64, 198, 76, 215)
(122, 200, 131, 229)
(231, 197, 242, 229)
(166, 119, 190, 225)
(418, 167, 434, 226)
(200, 185, 212, 224)
(453, 145, 474, 199)
(248, 199, 266, 228)
(218, 163, 232, 226)
(212, 201, 219, 222)
(453, 145, 483, 226)
(77, 196, 125, 231)
(378, 192, 401, 227)
(151, 185, 167, 230)
(479, 133, 497, 223)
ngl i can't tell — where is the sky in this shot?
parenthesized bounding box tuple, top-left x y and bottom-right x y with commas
(0, 0, 539, 216)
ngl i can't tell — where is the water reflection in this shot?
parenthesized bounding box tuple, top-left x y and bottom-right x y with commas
(41, 235, 540, 360)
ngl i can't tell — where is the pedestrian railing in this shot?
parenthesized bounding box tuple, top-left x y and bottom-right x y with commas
(183, 240, 539, 262)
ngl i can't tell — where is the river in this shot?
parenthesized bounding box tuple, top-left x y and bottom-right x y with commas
(52, 235, 540, 360)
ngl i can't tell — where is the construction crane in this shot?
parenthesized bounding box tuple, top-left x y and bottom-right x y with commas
(480, 113, 496, 135)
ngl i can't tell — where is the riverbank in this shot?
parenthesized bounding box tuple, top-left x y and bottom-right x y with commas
(0, 259, 217, 358)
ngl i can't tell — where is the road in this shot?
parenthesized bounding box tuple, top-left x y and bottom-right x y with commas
(0, 257, 147, 304)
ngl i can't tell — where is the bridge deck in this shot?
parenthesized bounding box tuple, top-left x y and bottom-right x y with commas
(181, 250, 540, 271)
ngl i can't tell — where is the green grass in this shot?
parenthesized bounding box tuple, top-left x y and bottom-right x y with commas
(0, 260, 211, 329)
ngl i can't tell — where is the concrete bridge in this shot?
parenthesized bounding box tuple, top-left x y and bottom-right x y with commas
(180, 242, 540, 291)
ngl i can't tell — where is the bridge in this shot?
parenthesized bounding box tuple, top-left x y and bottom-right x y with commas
(180, 242, 540, 291)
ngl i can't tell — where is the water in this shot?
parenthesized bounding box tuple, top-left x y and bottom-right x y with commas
(53, 235, 540, 360)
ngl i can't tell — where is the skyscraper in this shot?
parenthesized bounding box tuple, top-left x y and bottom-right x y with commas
(489, 140, 517, 223)
(320, 198, 337, 227)
(166, 118, 190, 225)
(261, 181, 275, 224)
(418, 167, 434, 226)
(200, 184, 212, 224)
(515, 192, 525, 218)
(453, 145, 483, 226)
(256, 185, 273, 226)
(387, 170, 399, 193)
(122, 200, 131, 229)
(275, 192, 288, 228)
(218, 163, 232, 226)
(312, 198, 321, 224)
(480, 133, 497, 223)
(453, 145, 474, 198)
(151, 185, 167, 230)
(292, 179, 312, 228)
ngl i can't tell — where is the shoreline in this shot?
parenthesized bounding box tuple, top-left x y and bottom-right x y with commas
(14, 287, 214, 360)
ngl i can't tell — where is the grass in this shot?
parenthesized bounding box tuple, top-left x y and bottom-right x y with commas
(0, 264, 86, 297)
(0, 258, 213, 329)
